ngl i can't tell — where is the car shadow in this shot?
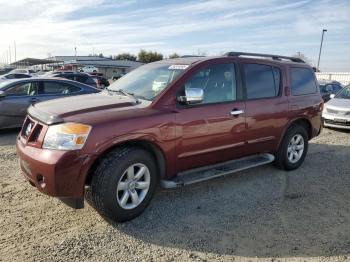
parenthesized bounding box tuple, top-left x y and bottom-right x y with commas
(113, 142, 350, 258)
(0, 128, 20, 146)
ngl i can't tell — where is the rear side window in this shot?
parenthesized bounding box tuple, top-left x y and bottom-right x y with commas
(290, 67, 317, 95)
(244, 64, 280, 99)
(40, 81, 80, 94)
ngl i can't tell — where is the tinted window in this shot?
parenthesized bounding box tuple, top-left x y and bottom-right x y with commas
(290, 67, 317, 95)
(15, 74, 31, 79)
(244, 64, 280, 99)
(41, 81, 80, 94)
(183, 63, 237, 104)
(75, 75, 88, 83)
(6, 82, 37, 96)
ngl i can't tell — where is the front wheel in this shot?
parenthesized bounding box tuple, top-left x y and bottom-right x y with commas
(275, 125, 309, 170)
(88, 147, 158, 222)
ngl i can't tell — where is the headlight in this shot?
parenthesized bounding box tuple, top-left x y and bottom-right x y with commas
(43, 123, 91, 150)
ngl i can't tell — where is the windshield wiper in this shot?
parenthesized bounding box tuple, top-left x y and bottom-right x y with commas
(107, 88, 139, 103)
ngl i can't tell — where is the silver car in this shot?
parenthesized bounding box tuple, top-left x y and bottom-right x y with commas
(322, 85, 350, 130)
(0, 78, 99, 129)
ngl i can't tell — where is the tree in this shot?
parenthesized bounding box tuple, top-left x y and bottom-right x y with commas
(292, 52, 312, 65)
(168, 53, 180, 59)
(98, 53, 104, 58)
(137, 49, 163, 63)
(113, 53, 137, 61)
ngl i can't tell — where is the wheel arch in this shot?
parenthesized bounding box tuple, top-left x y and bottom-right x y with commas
(277, 117, 313, 150)
(85, 139, 167, 186)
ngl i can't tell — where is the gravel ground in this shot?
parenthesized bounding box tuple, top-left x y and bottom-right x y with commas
(0, 128, 350, 262)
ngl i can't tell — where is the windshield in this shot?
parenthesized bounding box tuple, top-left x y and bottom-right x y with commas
(335, 85, 350, 99)
(108, 63, 187, 101)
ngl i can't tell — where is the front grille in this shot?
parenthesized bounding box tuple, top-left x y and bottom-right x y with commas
(20, 116, 45, 145)
(325, 119, 350, 126)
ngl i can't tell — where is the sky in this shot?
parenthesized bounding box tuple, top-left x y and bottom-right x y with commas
(0, 0, 349, 71)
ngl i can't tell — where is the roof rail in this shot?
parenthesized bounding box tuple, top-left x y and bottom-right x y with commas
(224, 51, 305, 63)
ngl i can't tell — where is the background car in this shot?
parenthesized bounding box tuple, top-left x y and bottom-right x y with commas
(9, 69, 36, 75)
(0, 78, 99, 129)
(322, 84, 350, 130)
(90, 74, 110, 89)
(319, 80, 343, 102)
(79, 65, 98, 73)
(49, 72, 99, 88)
(0, 73, 32, 81)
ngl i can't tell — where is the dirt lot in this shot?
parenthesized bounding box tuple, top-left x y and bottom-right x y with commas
(0, 128, 349, 262)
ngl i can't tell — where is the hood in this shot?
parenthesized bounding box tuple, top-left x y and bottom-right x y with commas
(326, 98, 350, 110)
(28, 92, 144, 124)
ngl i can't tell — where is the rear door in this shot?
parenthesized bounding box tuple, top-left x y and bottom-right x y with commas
(0, 81, 38, 128)
(175, 62, 246, 172)
(37, 80, 82, 102)
(240, 62, 288, 155)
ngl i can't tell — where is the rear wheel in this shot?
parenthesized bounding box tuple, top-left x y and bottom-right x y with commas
(275, 125, 308, 170)
(88, 147, 158, 222)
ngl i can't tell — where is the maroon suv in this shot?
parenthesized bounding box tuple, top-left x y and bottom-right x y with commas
(16, 52, 323, 222)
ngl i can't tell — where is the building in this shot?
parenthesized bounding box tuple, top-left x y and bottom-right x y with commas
(11, 56, 143, 79)
(47, 56, 143, 79)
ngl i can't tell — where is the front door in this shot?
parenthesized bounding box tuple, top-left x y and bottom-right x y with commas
(175, 62, 246, 172)
(0, 81, 39, 128)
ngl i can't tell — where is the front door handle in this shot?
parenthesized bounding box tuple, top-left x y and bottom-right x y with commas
(230, 109, 244, 116)
(29, 98, 39, 103)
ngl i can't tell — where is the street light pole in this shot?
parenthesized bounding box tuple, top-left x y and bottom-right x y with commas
(317, 29, 327, 71)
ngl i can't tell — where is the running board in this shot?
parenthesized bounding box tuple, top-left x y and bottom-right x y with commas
(160, 153, 275, 188)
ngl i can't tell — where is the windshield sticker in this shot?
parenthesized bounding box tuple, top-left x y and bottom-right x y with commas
(168, 65, 189, 70)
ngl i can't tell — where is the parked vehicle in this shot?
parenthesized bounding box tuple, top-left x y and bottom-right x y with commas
(91, 75, 109, 89)
(0, 73, 32, 81)
(319, 80, 343, 102)
(9, 69, 36, 75)
(79, 65, 99, 73)
(322, 84, 350, 130)
(50, 72, 98, 88)
(16, 52, 323, 222)
(0, 78, 99, 129)
(112, 72, 125, 81)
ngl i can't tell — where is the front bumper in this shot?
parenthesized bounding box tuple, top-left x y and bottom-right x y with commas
(16, 135, 90, 199)
(322, 113, 350, 130)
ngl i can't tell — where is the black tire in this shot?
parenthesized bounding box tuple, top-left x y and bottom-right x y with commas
(275, 125, 309, 170)
(87, 147, 158, 222)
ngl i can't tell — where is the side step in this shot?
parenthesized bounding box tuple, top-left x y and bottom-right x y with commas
(160, 153, 275, 188)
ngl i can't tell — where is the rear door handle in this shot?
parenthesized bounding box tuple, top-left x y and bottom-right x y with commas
(230, 109, 244, 116)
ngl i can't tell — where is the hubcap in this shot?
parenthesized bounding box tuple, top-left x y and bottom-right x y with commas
(287, 134, 304, 164)
(116, 163, 151, 210)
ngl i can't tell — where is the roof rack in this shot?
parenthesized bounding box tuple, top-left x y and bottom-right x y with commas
(224, 52, 305, 63)
(180, 55, 206, 58)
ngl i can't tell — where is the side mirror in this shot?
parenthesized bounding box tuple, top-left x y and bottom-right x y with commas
(0, 90, 6, 98)
(177, 88, 204, 105)
(330, 94, 335, 99)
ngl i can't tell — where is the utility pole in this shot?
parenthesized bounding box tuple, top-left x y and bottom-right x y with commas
(9, 46, 11, 64)
(14, 41, 17, 63)
(317, 29, 327, 71)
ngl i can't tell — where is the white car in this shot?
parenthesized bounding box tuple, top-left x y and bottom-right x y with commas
(9, 69, 36, 74)
(79, 65, 98, 73)
(322, 85, 350, 130)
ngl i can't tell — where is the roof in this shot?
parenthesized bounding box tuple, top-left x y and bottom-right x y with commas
(10, 58, 58, 66)
(47, 56, 143, 68)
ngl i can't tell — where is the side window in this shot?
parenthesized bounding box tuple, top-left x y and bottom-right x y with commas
(290, 67, 317, 95)
(5, 82, 37, 96)
(76, 75, 88, 83)
(182, 63, 237, 104)
(41, 81, 77, 94)
(244, 64, 280, 99)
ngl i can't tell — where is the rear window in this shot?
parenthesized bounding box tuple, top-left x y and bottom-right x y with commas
(244, 63, 281, 99)
(290, 67, 317, 95)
